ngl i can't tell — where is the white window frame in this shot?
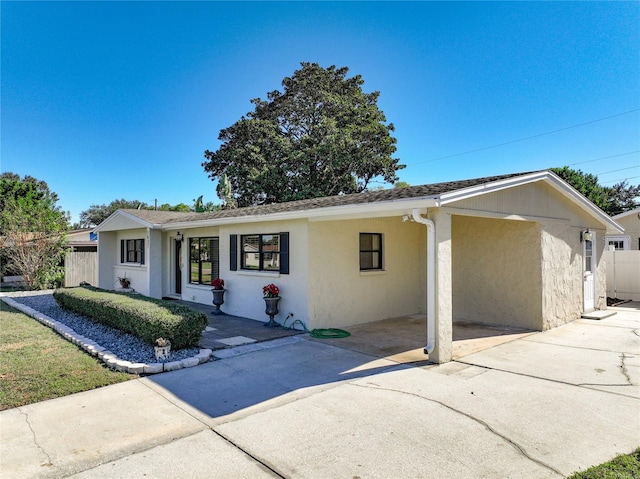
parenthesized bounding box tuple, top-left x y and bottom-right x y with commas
(605, 235, 630, 251)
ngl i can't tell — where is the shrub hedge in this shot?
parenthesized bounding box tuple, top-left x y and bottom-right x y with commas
(53, 287, 208, 349)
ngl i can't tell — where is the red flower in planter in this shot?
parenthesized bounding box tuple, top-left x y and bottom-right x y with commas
(263, 283, 279, 298)
(211, 278, 225, 290)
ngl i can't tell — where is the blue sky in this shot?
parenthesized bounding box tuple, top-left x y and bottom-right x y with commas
(2, 1, 639, 224)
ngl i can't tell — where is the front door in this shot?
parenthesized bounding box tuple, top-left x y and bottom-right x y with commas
(175, 239, 182, 295)
(583, 233, 595, 311)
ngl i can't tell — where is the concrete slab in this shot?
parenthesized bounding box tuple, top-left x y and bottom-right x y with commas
(215, 335, 257, 346)
(145, 338, 408, 426)
(459, 334, 640, 399)
(582, 310, 617, 320)
(67, 430, 278, 478)
(0, 381, 207, 479)
(2, 308, 639, 479)
(309, 316, 535, 364)
(215, 372, 560, 479)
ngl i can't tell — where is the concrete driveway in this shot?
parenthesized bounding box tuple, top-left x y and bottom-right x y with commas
(1, 306, 638, 478)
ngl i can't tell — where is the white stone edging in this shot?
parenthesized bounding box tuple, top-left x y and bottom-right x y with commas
(0, 295, 212, 375)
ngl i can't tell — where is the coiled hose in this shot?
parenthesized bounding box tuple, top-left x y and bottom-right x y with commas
(282, 318, 351, 339)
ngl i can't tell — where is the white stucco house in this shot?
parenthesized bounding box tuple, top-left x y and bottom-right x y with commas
(94, 170, 623, 363)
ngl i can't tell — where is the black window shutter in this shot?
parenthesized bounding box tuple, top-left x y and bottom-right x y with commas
(120, 240, 125, 263)
(279, 232, 289, 274)
(230, 234, 238, 271)
(140, 240, 145, 265)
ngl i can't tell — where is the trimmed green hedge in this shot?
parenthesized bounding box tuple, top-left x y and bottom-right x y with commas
(53, 287, 208, 349)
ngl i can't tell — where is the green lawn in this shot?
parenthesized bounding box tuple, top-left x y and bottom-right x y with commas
(0, 301, 134, 410)
(567, 449, 640, 479)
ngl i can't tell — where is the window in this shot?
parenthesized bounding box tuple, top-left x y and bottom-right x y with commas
(241, 234, 281, 271)
(190, 237, 219, 285)
(360, 233, 382, 270)
(585, 239, 593, 273)
(605, 235, 630, 251)
(120, 239, 145, 264)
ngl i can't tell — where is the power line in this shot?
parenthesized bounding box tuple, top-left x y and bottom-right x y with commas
(409, 108, 640, 166)
(594, 166, 640, 176)
(567, 150, 640, 167)
(600, 175, 640, 185)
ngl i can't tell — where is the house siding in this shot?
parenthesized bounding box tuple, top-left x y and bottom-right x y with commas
(307, 216, 426, 329)
(212, 220, 309, 325)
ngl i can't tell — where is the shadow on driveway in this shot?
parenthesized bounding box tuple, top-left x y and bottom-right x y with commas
(147, 337, 416, 421)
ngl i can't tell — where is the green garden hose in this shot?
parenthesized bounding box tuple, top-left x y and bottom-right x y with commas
(282, 318, 351, 339)
(309, 328, 351, 339)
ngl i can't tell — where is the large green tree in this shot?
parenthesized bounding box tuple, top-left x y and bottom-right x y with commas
(551, 166, 639, 216)
(203, 62, 404, 207)
(0, 173, 68, 289)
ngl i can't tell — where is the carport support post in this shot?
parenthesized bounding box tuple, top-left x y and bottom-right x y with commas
(429, 210, 453, 363)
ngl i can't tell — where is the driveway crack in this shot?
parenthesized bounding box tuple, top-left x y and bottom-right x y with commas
(349, 382, 563, 477)
(619, 353, 632, 385)
(18, 407, 53, 468)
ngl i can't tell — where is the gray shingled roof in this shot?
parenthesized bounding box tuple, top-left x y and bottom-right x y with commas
(120, 171, 540, 225)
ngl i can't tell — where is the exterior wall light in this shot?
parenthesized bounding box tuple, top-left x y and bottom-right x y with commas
(176, 232, 184, 242)
(581, 229, 592, 242)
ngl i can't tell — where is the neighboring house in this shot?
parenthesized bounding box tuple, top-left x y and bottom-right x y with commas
(605, 208, 640, 251)
(604, 208, 640, 301)
(67, 228, 98, 252)
(94, 170, 623, 363)
(64, 229, 98, 286)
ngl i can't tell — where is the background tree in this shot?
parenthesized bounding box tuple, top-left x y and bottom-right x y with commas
(604, 180, 640, 216)
(551, 166, 639, 216)
(79, 199, 149, 227)
(0, 173, 68, 289)
(203, 62, 404, 207)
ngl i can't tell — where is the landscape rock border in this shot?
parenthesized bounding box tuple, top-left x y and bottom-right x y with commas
(0, 295, 213, 375)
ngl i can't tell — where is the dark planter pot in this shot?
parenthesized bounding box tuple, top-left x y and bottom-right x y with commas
(263, 296, 280, 328)
(211, 288, 226, 315)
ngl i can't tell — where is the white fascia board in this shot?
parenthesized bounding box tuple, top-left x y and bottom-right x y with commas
(612, 207, 640, 220)
(163, 197, 440, 230)
(93, 210, 156, 232)
(543, 172, 624, 234)
(438, 171, 549, 205)
(437, 170, 623, 233)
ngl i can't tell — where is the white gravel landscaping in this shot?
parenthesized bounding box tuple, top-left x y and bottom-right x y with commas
(1, 290, 212, 374)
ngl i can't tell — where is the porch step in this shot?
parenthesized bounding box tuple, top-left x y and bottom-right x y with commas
(581, 310, 617, 320)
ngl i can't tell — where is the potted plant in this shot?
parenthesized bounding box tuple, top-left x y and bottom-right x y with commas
(117, 275, 130, 289)
(263, 283, 280, 328)
(154, 338, 171, 360)
(210, 278, 226, 315)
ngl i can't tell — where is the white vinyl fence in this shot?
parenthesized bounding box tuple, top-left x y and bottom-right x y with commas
(64, 251, 97, 287)
(604, 249, 640, 301)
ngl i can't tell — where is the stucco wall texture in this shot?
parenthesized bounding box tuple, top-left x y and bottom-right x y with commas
(307, 216, 426, 329)
(452, 216, 543, 330)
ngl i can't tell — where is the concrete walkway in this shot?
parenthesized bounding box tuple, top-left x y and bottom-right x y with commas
(1, 306, 639, 478)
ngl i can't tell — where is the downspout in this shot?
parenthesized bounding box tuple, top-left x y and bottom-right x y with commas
(412, 209, 435, 354)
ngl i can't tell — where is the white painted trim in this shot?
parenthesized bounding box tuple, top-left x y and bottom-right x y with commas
(583, 231, 596, 311)
(612, 207, 640, 221)
(94, 209, 158, 232)
(94, 170, 624, 235)
(440, 206, 570, 224)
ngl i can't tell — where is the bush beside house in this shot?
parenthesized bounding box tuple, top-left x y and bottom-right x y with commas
(53, 287, 208, 349)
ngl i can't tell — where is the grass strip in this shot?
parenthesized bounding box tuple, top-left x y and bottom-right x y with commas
(567, 448, 640, 479)
(0, 301, 134, 410)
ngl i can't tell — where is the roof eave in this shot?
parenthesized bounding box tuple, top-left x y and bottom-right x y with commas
(163, 196, 440, 230)
(93, 210, 158, 232)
